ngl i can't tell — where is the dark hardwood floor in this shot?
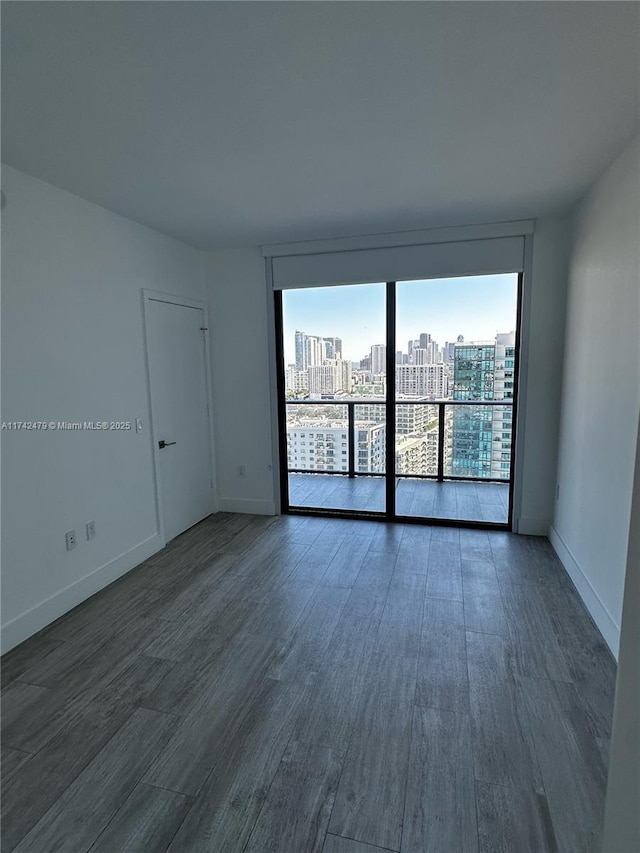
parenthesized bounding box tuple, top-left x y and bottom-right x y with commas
(1, 513, 616, 852)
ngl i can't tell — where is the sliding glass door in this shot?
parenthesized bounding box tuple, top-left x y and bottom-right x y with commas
(394, 275, 519, 525)
(275, 273, 521, 529)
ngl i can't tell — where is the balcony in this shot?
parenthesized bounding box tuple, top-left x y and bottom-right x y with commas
(285, 399, 513, 524)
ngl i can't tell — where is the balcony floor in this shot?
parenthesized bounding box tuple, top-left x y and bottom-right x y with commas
(288, 473, 509, 524)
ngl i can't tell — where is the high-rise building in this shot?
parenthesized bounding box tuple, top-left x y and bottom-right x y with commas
(295, 330, 343, 370)
(285, 366, 309, 394)
(308, 358, 352, 396)
(370, 344, 386, 375)
(451, 332, 515, 479)
(286, 420, 385, 474)
(322, 336, 342, 359)
(305, 335, 324, 368)
(295, 330, 307, 370)
(419, 332, 431, 349)
(396, 363, 448, 397)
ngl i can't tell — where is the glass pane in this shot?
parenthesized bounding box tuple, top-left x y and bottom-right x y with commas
(395, 274, 517, 523)
(282, 283, 386, 513)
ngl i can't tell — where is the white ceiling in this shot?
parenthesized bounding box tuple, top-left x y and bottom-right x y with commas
(2, 2, 638, 250)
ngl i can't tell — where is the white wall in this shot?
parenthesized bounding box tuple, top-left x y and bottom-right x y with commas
(602, 415, 640, 852)
(206, 219, 571, 535)
(518, 216, 570, 533)
(550, 136, 640, 657)
(207, 249, 277, 515)
(1, 165, 207, 651)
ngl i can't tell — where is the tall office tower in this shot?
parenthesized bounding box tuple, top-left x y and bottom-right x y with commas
(360, 353, 372, 372)
(370, 344, 386, 375)
(323, 339, 334, 359)
(451, 332, 515, 479)
(396, 350, 403, 365)
(407, 340, 414, 359)
(419, 332, 431, 349)
(413, 347, 428, 365)
(295, 330, 307, 370)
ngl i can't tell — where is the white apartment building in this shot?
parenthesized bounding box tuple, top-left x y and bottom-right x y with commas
(396, 363, 448, 397)
(307, 359, 352, 396)
(285, 366, 309, 394)
(286, 420, 385, 473)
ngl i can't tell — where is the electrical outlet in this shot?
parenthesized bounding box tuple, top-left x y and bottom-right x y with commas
(86, 521, 96, 541)
(65, 530, 77, 551)
(238, 465, 246, 478)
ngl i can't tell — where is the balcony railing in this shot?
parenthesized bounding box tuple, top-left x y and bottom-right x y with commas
(286, 398, 514, 483)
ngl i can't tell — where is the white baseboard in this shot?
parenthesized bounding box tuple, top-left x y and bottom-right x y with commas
(1, 533, 164, 654)
(218, 497, 276, 516)
(517, 516, 550, 536)
(549, 525, 620, 659)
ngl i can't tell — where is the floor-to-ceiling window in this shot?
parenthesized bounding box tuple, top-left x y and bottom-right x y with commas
(275, 272, 521, 528)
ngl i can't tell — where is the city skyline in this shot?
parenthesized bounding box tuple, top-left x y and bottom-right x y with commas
(282, 274, 518, 362)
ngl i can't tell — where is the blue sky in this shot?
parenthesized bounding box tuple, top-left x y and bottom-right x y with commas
(282, 274, 518, 363)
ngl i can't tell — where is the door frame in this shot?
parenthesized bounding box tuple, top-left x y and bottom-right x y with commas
(272, 273, 526, 531)
(142, 289, 217, 546)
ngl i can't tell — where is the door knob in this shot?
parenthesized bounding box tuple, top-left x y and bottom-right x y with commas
(158, 440, 177, 449)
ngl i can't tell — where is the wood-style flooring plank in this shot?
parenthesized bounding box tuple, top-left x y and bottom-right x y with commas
(461, 558, 501, 595)
(372, 571, 426, 660)
(2, 621, 165, 753)
(323, 836, 395, 853)
(1, 635, 64, 689)
(267, 585, 351, 683)
(144, 633, 282, 794)
(0, 748, 32, 794)
(166, 679, 304, 851)
(475, 780, 558, 853)
(518, 676, 608, 853)
(292, 613, 379, 751)
(466, 631, 542, 792)
(328, 653, 416, 851)
(500, 585, 572, 681)
(89, 783, 192, 853)
(1, 700, 135, 852)
(244, 740, 344, 853)
(321, 537, 375, 588)
(464, 591, 510, 637)
(13, 707, 177, 853)
(426, 540, 463, 601)
(402, 705, 478, 853)
(538, 583, 616, 738)
(416, 597, 468, 711)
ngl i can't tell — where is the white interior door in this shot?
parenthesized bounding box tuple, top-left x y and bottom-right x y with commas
(145, 294, 214, 542)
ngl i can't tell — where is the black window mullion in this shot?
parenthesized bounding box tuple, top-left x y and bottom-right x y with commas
(385, 282, 396, 520)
